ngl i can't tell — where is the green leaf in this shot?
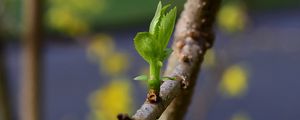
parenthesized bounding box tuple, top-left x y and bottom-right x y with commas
(134, 75, 148, 81)
(149, 2, 171, 36)
(133, 1, 177, 92)
(134, 32, 156, 63)
(158, 7, 177, 50)
(148, 2, 177, 61)
(161, 76, 176, 81)
(149, 1, 162, 34)
(160, 48, 173, 61)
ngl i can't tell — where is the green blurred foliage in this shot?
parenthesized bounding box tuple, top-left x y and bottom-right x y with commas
(2, 0, 187, 36)
(0, 0, 21, 37)
(46, 0, 185, 35)
(1, 0, 299, 36)
(46, 0, 106, 35)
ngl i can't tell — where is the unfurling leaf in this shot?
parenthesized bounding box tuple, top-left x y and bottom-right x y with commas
(134, 75, 148, 81)
(157, 7, 177, 51)
(149, 2, 162, 34)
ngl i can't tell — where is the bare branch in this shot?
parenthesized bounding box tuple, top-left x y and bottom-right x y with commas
(160, 0, 221, 119)
(124, 0, 221, 120)
(20, 0, 43, 120)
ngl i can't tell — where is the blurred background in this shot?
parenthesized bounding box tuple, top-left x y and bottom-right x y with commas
(0, 0, 300, 120)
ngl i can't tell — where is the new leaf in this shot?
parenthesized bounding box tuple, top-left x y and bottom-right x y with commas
(133, 1, 177, 92)
(134, 32, 156, 63)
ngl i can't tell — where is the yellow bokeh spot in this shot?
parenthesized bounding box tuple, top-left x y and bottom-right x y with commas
(87, 34, 130, 76)
(231, 112, 251, 120)
(48, 8, 89, 36)
(87, 34, 115, 59)
(88, 80, 132, 120)
(102, 52, 129, 75)
(47, 0, 106, 36)
(217, 3, 246, 33)
(219, 64, 248, 98)
(203, 49, 216, 68)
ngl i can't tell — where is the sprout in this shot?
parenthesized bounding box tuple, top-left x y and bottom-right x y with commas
(133, 1, 177, 97)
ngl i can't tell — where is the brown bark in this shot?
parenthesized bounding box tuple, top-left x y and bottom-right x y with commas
(20, 0, 43, 120)
(125, 0, 221, 120)
(160, 0, 220, 119)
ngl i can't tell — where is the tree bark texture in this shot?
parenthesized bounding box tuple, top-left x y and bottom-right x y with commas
(20, 0, 43, 120)
(160, 0, 220, 119)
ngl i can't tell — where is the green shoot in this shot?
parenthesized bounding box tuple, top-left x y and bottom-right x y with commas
(134, 1, 177, 93)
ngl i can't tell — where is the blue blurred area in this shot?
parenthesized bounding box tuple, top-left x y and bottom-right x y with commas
(188, 10, 300, 120)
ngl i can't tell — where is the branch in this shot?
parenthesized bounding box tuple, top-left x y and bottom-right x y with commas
(20, 0, 43, 120)
(119, 0, 221, 119)
(160, 0, 221, 119)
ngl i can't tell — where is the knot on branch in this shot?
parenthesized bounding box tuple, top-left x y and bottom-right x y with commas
(172, 74, 189, 89)
(199, 31, 214, 49)
(178, 74, 189, 89)
(176, 37, 200, 63)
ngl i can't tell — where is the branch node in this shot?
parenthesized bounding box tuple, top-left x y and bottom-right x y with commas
(175, 74, 189, 89)
(179, 54, 190, 63)
(147, 89, 161, 103)
(181, 79, 189, 89)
